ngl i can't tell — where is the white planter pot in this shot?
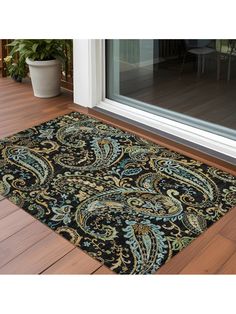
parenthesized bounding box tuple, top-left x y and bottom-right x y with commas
(26, 58, 61, 98)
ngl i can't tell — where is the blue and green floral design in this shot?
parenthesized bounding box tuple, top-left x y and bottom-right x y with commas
(0, 112, 235, 274)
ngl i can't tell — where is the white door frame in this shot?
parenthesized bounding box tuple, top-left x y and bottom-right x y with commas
(73, 39, 236, 159)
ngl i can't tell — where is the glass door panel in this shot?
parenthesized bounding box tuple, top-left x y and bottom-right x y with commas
(106, 39, 236, 140)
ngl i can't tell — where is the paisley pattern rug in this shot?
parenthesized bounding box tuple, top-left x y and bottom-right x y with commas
(0, 112, 235, 274)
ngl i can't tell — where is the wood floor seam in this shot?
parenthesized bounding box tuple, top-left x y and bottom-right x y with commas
(39, 247, 76, 274)
(218, 232, 236, 244)
(0, 225, 52, 269)
(215, 249, 236, 274)
(91, 264, 105, 275)
(0, 207, 19, 221)
(0, 233, 74, 274)
(179, 234, 236, 274)
(0, 218, 34, 244)
(184, 225, 236, 271)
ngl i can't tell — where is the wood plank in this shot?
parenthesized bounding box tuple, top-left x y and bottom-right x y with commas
(217, 251, 236, 274)
(179, 235, 236, 274)
(220, 214, 236, 242)
(0, 199, 19, 219)
(157, 207, 236, 274)
(42, 248, 102, 274)
(93, 265, 116, 275)
(0, 233, 74, 274)
(0, 220, 52, 268)
(0, 210, 34, 242)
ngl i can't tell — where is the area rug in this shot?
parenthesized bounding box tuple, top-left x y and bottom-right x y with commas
(0, 112, 235, 274)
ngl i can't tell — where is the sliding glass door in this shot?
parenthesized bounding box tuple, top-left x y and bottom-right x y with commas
(106, 39, 236, 140)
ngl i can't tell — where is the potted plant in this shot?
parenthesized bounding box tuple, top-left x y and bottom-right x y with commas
(8, 40, 66, 98)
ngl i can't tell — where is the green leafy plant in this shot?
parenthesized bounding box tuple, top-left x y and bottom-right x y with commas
(4, 55, 28, 82)
(8, 40, 66, 62)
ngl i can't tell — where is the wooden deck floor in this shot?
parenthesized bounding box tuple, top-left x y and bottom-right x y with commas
(0, 78, 235, 274)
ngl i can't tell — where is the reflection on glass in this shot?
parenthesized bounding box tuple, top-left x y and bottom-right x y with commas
(106, 40, 236, 139)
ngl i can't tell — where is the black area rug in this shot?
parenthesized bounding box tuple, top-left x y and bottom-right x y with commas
(0, 112, 235, 274)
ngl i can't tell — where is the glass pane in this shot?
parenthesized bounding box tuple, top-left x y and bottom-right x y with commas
(106, 39, 236, 140)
